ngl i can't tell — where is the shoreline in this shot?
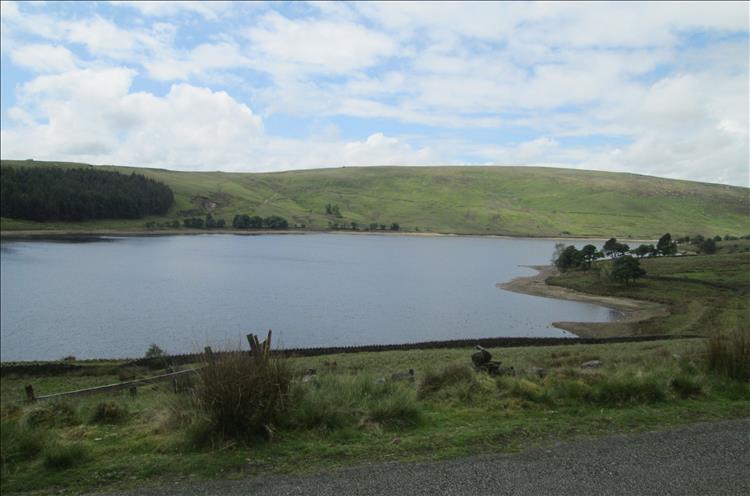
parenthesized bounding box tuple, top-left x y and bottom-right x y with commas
(497, 265, 669, 338)
(0, 228, 656, 244)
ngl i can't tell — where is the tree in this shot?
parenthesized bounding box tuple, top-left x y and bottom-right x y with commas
(616, 243, 630, 257)
(633, 244, 654, 258)
(551, 243, 566, 265)
(390, 223, 400, 231)
(369, 223, 378, 231)
(555, 245, 582, 272)
(610, 256, 646, 285)
(657, 233, 677, 256)
(581, 244, 598, 269)
(603, 238, 619, 258)
(216, 218, 226, 228)
(205, 213, 216, 228)
(350, 221, 358, 230)
(700, 238, 717, 254)
(325, 203, 332, 215)
(144, 344, 166, 359)
(263, 215, 289, 229)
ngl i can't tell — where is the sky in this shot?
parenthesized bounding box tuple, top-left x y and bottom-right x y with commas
(0, 1, 748, 186)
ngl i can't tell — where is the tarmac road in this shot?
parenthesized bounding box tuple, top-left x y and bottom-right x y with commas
(99, 418, 749, 496)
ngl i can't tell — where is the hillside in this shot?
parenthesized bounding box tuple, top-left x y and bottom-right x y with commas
(1, 160, 748, 238)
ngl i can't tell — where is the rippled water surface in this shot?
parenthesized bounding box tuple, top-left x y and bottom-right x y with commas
(0, 234, 618, 360)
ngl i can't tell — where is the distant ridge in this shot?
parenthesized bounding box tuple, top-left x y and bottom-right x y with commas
(1, 160, 748, 238)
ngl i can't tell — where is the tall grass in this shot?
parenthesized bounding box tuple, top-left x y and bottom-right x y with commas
(418, 364, 477, 399)
(42, 442, 87, 470)
(287, 374, 421, 430)
(707, 330, 749, 381)
(196, 352, 292, 439)
(0, 420, 46, 473)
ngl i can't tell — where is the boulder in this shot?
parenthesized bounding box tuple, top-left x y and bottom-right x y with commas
(471, 346, 493, 367)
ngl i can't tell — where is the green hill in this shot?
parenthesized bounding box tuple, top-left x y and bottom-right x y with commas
(1, 159, 748, 238)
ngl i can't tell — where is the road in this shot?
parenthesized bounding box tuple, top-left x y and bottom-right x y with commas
(100, 418, 750, 496)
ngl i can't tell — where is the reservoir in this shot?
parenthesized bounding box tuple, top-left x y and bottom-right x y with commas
(0, 234, 618, 361)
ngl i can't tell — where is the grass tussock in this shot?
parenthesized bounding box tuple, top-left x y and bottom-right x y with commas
(196, 352, 292, 439)
(89, 400, 128, 424)
(707, 330, 750, 381)
(0, 420, 47, 473)
(42, 442, 87, 470)
(287, 374, 421, 431)
(670, 374, 703, 398)
(23, 401, 79, 428)
(418, 364, 477, 399)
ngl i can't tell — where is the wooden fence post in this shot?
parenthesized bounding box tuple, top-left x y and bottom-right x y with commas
(25, 385, 35, 403)
(247, 330, 273, 360)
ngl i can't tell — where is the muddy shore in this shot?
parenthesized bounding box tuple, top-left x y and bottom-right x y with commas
(498, 265, 669, 338)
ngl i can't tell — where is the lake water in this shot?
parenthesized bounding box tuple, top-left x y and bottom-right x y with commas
(0, 234, 618, 361)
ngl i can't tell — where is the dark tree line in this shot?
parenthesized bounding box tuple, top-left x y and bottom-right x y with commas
(232, 214, 289, 229)
(1, 166, 173, 222)
(550, 230, 739, 286)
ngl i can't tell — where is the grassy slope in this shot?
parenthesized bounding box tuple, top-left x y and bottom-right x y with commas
(2, 160, 749, 238)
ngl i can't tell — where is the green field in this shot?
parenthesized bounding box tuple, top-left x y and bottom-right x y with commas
(2, 160, 748, 238)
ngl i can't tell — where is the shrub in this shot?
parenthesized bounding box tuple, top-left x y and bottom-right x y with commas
(89, 400, 128, 424)
(707, 330, 750, 381)
(670, 375, 703, 399)
(43, 442, 87, 470)
(196, 352, 292, 439)
(418, 364, 477, 399)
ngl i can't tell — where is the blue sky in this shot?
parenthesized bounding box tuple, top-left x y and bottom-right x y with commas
(1, 1, 748, 186)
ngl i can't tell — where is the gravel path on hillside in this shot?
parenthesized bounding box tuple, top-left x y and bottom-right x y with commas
(98, 418, 750, 496)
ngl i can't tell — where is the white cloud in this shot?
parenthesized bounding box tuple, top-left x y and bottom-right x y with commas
(144, 43, 250, 81)
(245, 12, 398, 74)
(10, 44, 77, 73)
(0, 68, 435, 171)
(109, 1, 233, 20)
(1, 1, 748, 186)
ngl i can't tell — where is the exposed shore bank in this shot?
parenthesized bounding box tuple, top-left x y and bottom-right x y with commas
(498, 265, 669, 338)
